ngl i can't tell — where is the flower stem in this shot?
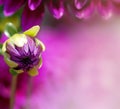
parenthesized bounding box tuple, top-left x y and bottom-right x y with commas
(26, 76, 33, 109)
(10, 75, 18, 109)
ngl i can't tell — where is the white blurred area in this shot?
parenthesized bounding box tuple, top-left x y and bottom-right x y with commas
(30, 16, 120, 109)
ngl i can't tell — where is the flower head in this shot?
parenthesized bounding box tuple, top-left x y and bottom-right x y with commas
(1, 0, 64, 30)
(2, 26, 45, 76)
(1, 0, 120, 30)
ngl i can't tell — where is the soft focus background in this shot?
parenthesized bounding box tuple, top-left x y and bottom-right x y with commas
(29, 15, 120, 109)
(1, 4, 120, 109)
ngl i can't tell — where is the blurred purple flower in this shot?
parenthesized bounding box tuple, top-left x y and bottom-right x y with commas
(69, 0, 95, 19)
(1, 0, 64, 30)
(69, 0, 114, 19)
(1, 0, 120, 30)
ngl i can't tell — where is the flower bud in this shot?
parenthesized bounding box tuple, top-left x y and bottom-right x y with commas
(2, 26, 45, 76)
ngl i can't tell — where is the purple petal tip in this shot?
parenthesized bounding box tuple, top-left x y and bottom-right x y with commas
(3, 10, 13, 16)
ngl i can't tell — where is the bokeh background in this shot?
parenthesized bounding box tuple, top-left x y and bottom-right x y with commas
(1, 2, 120, 109)
(33, 15, 120, 109)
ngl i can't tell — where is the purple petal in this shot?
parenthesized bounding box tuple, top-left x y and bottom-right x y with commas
(69, 0, 94, 19)
(27, 37, 35, 53)
(34, 45, 42, 56)
(6, 43, 20, 57)
(0, 0, 4, 5)
(21, 3, 44, 31)
(10, 55, 21, 62)
(32, 58, 39, 66)
(47, 0, 64, 19)
(97, 0, 113, 19)
(74, 0, 88, 10)
(23, 43, 29, 54)
(15, 45, 28, 56)
(3, 0, 25, 16)
(28, 0, 42, 10)
(34, 47, 39, 56)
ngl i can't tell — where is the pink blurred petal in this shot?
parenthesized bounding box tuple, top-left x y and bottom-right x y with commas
(28, 18, 120, 109)
(97, 0, 113, 19)
(28, 0, 42, 11)
(112, 0, 120, 3)
(74, 0, 88, 10)
(3, 0, 25, 16)
(112, 0, 120, 14)
(47, 0, 64, 19)
(21, 3, 44, 31)
(69, 0, 94, 19)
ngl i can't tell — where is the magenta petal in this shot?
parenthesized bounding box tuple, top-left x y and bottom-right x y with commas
(21, 4, 44, 31)
(47, 0, 64, 19)
(0, 34, 8, 43)
(3, 0, 25, 16)
(70, 0, 94, 19)
(0, 0, 4, 5)
(74, 0, 88, 10)
(97, 0, 113, 19)
(28, 0, 42, 11)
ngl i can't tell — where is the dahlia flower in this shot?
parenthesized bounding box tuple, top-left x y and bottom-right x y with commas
(1, 0, 64, 30)
(2, 25, 45, 76)
(1, 0, 120, 30)
(69, 0, 119, 19)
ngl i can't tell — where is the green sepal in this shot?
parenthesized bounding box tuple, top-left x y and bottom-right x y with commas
(0, 43, 3, 55)
(4, 23, 17, 37)
(9, 68, 18, 76)
(24, 25, 40, 37)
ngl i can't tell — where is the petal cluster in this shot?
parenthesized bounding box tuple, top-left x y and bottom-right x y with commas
(2, 26, 45, 76)
(1, 0, 120, 30)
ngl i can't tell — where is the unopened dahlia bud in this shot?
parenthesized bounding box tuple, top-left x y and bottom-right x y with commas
(2, 26, 45, 76)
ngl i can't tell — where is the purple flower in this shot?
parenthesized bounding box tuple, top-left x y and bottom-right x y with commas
(1, 0, 64, 30)
(2, 26, 45, 76)
(97, 0, 113, 19)
(69, 0, 95, 19)
(1, 0, 119, 30)
(6, 36, 42, 71)
(69, 0, 114, 19)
